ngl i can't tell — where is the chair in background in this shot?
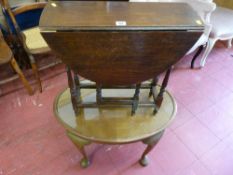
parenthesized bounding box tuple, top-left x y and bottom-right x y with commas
(0, 0, 57, 92)
(129, 0, 216, 68)
(0, 29, 33, 95)
(199, 5, 233, 67)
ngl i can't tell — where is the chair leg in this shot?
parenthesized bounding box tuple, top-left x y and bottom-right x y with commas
(10, 57, 33, 95)
(190, 45, 204, 69)
(227, 38, 232, 48)
(200, 38, 217, 67)
(31, 63, 42, 93)
(29, 54, 42, 92)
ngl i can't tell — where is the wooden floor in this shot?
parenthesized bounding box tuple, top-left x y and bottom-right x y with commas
(1, 42, 233, 175)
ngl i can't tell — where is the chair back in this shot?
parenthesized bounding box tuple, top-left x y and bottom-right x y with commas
(0, 0, 45, 68)
(0, 0, 45, 37)
(0, 0, 22, 39)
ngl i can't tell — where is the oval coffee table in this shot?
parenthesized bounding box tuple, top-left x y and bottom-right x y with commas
(53, 87, 177, 168)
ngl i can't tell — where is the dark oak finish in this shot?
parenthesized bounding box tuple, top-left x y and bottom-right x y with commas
(40, 2, 203, 31)
(40, 1, 204, 115)
(43, 31, 201, 85)
(40, 1, 204, 85)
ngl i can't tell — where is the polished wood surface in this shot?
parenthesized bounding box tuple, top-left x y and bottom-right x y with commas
(43, 31, 201, 85)
(54, 87, 176, 143)
(40, 1, 203, 31)
(40, 1, 204, 85)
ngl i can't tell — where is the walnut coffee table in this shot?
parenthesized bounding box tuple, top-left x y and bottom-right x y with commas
(53, 86, 177, 168)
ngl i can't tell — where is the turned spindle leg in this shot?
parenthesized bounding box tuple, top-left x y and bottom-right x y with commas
(153, 68, 171, 114)
(74, 73, 82, 103)
(66, 131, 92, 168)
(140, 130, 164, 166)
(131, 84, 141, 115)
(149, 77, 159, 97)
(96, 84, 102, 104)
(66, 66, 79, 115)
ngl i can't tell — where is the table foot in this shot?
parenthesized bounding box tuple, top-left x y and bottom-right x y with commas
(80, 157, 91, 168)
(139, 155, 149, 166)
(140, 130, 164, 166)
(66, 130, 92, 168)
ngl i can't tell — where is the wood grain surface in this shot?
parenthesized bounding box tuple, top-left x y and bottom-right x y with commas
(40, 1, 204, 31)
(40, 1, 203, 85)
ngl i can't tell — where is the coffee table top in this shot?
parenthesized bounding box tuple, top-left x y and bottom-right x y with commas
(54, 87, 176, 143)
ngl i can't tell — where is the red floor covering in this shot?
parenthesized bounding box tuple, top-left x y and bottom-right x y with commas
(1, 43, 233, 175)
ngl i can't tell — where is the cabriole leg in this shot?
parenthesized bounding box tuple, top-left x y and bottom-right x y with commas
(140, 130, 164, 166)
(66, 131, 92, 168)
(200, 38, 217, 67)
